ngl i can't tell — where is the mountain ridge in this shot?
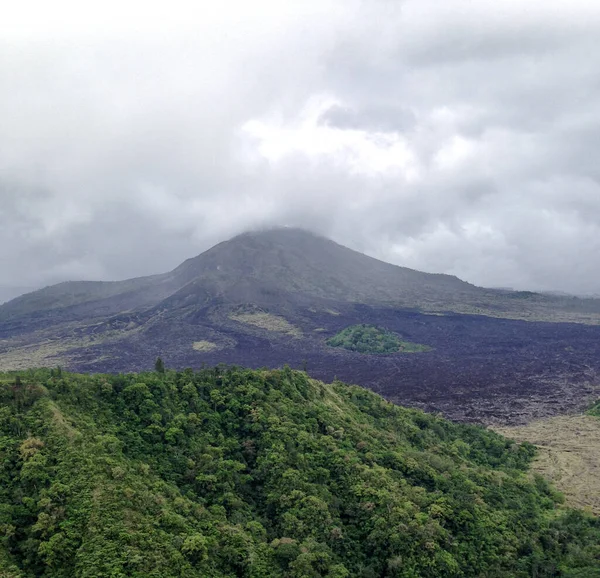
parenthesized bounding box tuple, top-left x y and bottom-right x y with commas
(0, 228, 485, 329)
(1, 228, 477, 320)
(0, 366, 598, 577)
(4, 227, 600, 329)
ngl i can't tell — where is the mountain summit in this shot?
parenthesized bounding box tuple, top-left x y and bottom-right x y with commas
(167, 227, 478, 308)
(0, 228, 477, 322)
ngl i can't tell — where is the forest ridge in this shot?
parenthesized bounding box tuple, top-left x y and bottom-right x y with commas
(0, 366, 598, 577)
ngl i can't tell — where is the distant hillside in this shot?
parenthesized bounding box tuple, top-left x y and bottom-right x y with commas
(3, 228, 600, 325)
(0, 286, 34, 305)
(168, 228, 479, 306)
(0, 228, 479, 324)
(0, 367, 598, 577)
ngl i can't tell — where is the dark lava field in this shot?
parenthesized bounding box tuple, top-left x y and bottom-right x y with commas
(71, 304, 600, 425)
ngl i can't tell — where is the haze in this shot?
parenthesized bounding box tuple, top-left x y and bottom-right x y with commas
(2, 0, 600, 295)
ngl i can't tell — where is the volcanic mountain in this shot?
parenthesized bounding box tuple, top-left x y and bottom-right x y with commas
(2, 227, 600, 424)
(1, 228, 477, 321)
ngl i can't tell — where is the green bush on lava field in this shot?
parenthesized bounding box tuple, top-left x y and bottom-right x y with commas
(326, 324, 431, 354)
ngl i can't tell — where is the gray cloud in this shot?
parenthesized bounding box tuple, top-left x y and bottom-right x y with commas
(2, 0, 600, 295)
(320, 104, 417, 133)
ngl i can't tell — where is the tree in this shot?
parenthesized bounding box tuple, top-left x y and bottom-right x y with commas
(154, 357, 165, 374)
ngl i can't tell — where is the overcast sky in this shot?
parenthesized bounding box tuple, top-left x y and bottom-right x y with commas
(2, 0, 600, 295)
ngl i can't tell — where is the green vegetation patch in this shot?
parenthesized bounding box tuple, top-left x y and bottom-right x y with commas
(0, 367, 597, 577)
(587, 399, 600, 417)
(229, 311, 301, 337)
(192, 340, 220, 352)
(327, 324, 431, 354)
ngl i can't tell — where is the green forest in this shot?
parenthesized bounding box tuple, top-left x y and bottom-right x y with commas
(326, 325, 431, 354)
(0, 366, 598, 577)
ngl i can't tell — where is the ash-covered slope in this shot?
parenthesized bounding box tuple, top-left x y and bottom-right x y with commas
(0, 286, 34, 305)
(0, 228, 480, 326)
(5, 227, 600, 327)
(167, 228, 478, 307)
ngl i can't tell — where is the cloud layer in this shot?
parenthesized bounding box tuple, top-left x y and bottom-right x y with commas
(2, 0, 600, 294)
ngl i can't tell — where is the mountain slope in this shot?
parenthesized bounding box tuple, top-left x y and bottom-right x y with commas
(0, 228, 479, 324)
(0, 367, 599, 577)
(2, 228, 599, 325)
(170, 228, 478, 305)
(0, 287, 34, 305)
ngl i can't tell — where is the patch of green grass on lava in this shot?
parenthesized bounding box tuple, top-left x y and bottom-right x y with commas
(327, 324, 431, 355)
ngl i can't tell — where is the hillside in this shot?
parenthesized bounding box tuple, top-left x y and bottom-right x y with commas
(0, 288, 33, 306)
(496, 415, 600, 516)
(494, 399, 600, 515)
(3, 228, 600, 325)
(2, 228, 600, 425)
(167, 228, 479, 307)
(0, 367, 599, 577)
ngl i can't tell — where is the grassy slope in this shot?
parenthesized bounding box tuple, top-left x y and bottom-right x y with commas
(495, 415, 600, 515)
(0, 368, 598, 577)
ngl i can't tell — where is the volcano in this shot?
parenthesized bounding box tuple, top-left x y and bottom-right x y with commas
(2, 227, 600, 424)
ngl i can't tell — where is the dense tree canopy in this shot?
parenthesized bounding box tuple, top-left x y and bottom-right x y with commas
(0, 367, 598, 577)
(326, 324, 430, 354)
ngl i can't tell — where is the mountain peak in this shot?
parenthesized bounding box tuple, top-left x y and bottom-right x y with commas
(220, 227, 335, 253)
(169, 226, 473, 307)
(232, 226, 326, 241)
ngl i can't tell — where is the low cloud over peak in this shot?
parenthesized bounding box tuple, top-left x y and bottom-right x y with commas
(2, 0, 600, 294)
